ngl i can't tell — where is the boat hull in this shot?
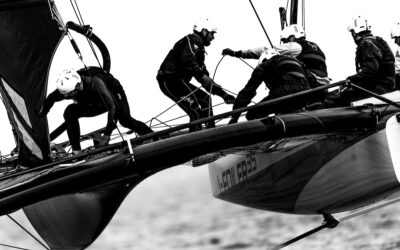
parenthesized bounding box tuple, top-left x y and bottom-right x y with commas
(23, 183, 134, 250)
(209, 128, 400, 214)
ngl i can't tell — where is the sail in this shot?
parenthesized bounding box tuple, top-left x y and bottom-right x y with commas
(0, 0, 63, 166)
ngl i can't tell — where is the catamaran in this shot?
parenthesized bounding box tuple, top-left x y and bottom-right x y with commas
(0, 0, 400, 249)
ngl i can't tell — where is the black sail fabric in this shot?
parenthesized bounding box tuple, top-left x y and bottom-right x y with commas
(0, 0, 63, 166)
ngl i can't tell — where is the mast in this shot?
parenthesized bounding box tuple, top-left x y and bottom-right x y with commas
(287, 0, 305, 28)
(289, 0, 298, 25)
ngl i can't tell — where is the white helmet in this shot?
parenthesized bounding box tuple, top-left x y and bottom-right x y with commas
(56, 69, 81, 95)
(258, 48, 279, 65)
(391, 22, 400, 38)
(347, 16, 371, 34)
(292, 24, 305, 38)
(280, 25, 296, 40)
(280, 25, 305, 40)
(194, 17, 217, 33)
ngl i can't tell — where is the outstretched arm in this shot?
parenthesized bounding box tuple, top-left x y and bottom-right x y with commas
(38, 90, 65, 117)
(229, 66, 264, 123)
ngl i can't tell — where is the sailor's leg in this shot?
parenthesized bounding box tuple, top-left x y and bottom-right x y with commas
(64, 104, 105, 151)
(116, 91, 153, 135)
(64, 104, 82, 151)
(193, 88, 215, 129)
(158, 76, 202, 132)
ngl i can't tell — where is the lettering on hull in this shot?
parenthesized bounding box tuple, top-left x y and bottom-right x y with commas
(214, 154, 257, 194)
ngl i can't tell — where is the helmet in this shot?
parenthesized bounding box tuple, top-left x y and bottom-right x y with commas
(193, 17, 217, 33)
(280, 25, 305, 40)
(56, 69, 81, 95)
(391, 22, 400, 38)
(258, 48, 279, 65)
(280, 25, 296, 40)
(292, 24, 305, 38)
(347, 16, 371, 34)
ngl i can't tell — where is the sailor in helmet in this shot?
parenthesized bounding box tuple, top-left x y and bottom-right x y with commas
(228, 48, 311, 124)
(326, 16, 395, 107)
(222, 24, 329, 103)
(390, 22, 400, 89)
(157, 17, 235, 132)
(39, 67, 153, 154)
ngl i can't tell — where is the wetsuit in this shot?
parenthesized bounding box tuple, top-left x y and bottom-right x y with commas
(394, 45, 400, 89)
(296, 39, 328, 79)
(232, 39, 329, 102)
(41, 67, 153, 150)
(328, 35, 395, 106)
(157, 33, 228, 132)
(232, 55, 310, 121)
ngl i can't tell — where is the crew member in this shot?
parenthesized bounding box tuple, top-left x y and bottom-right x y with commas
(157, 17, 235, 132)
(39, 67, 153, 154)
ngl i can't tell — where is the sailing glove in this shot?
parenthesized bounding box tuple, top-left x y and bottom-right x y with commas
(222, 48, 242, 57)
(222, 93, 236, 104)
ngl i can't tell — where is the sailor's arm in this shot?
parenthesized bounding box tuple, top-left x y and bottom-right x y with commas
(347, 42, 380, 86)
(196, 75, 235, 104)
(181, 36, 206, 80)
(222, 46, 268, 59)
(229, 66, 263, 123)
(38, 90, 65, 117)
(274, 42, 302, 57)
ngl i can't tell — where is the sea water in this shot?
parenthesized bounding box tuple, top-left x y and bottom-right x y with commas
(1, 165, 400, 250)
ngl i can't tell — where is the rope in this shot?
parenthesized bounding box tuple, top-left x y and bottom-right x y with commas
(69, 0, 84, 25)
(67, 1, 102, 69)
(248, 0, 274, 47)
(146, 85, 204, 125)
(274, 116, 286, 136)
(238, 58, 255, 70)
(295, 113, 326, 129)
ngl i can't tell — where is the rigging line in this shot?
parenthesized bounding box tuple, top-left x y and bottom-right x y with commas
(208, 55, 226, 117)
(69, 0, 84, 25)
(68, 1, 102, 69)
(248, 0, 274, 47)
(72, 0, 85, 24)
(239, 57, 255, 70)
(0, 243, 29, 250)
(274, 116, 287, 136)
(149, 116, 187, 129)
(211, 55, 258, 105)
(146, 85, 203, 122)
(114, 124, 127, 143)
(302, 0, 305, 30)
(7, 215, 49, 250)
(338, 195, 400, 223)
(272, 196, 400, 250)
(294, 113, 325, 128)
(212, 55, 225, 80)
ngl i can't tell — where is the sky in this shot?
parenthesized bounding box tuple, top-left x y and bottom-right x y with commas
(0, 0, 400, 154)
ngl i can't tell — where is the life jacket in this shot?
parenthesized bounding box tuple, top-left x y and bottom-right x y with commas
(296, 39, 328, 78)
(262, 55, 308, 88)
(158, 33, 207, 81)
(355, 36, 395, 90)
